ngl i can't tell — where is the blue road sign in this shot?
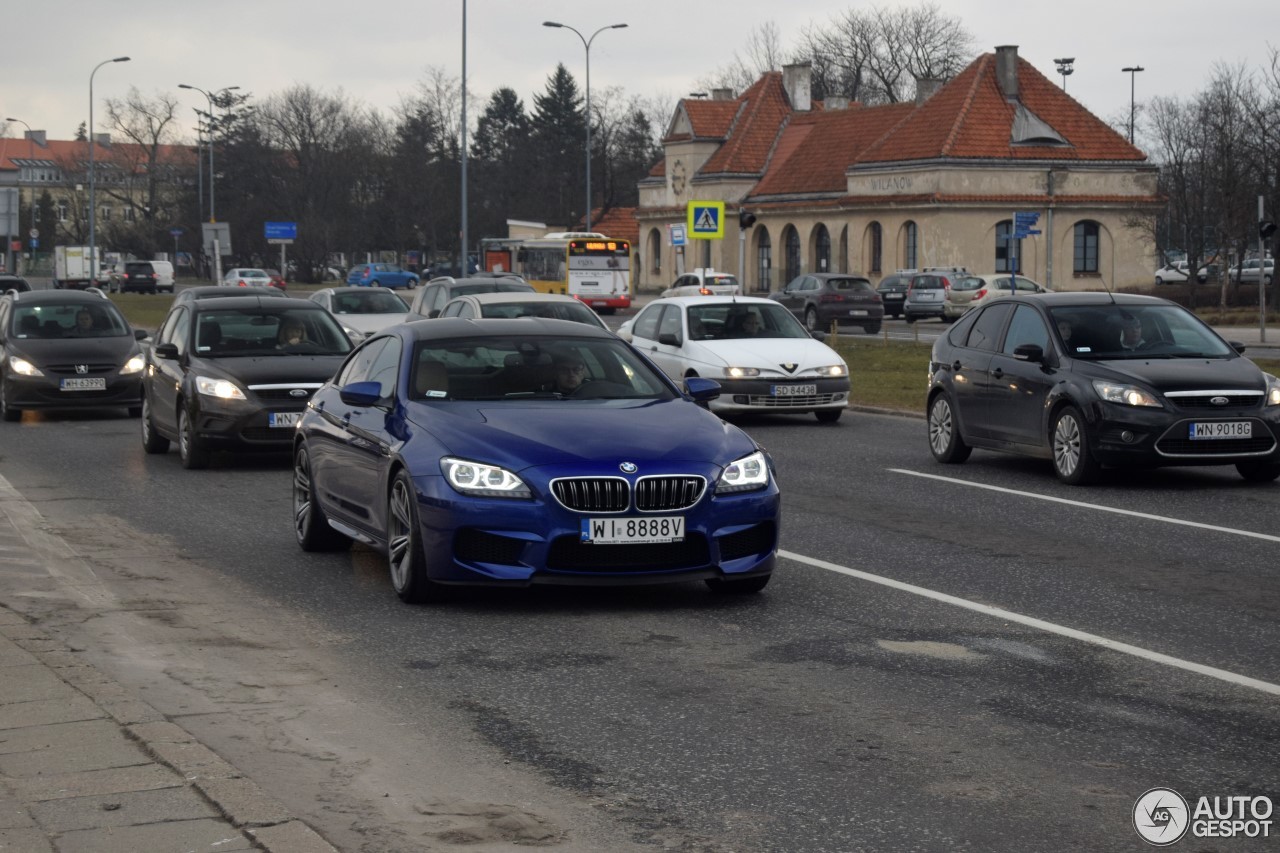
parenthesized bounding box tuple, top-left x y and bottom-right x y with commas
(264, 221, 297, 241)
(169, 228, 184, 237)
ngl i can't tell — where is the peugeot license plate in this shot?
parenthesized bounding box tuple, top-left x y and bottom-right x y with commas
(582, 516, 684, 544)
(1189, 421, 1251, 440)
(60, 378, 105, 391)
(772, 384, 817, 396)
(269, 412, 303, 428)
(847, 309, 868, 316)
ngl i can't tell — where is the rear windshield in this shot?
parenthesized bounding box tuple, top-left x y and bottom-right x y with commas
(828, 278, 873, 292)
(331, 290, 409, 314)
(125, 262, 154, 274)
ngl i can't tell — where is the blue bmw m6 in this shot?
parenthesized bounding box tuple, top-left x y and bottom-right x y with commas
(293, 317, 780, 602)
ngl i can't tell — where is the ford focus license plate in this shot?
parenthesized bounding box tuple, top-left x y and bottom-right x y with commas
(269, 412, 302, 428)
(1189, 421, 1251, 439)
(582, 516, 684, 544)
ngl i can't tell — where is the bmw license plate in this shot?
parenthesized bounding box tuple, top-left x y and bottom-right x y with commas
(269, 412, 303, 428)
(1189, 421, 1251, 440)
(582, 516, 684, 544)
(60, 378, 106, 391)
(772, 384, 817, 396)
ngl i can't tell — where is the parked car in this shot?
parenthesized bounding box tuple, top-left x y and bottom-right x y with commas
(437, 292, 608, 329)
(660, 268, 741, 298)
(140, 296, 353, 468)
(346, 263, 419, 290)
(0, 275, 32, 294)
(1154, 261, 1191, 285)
(0, 288, 148, 421)
(926, 292, 1280, 484)
(618, 296, 850, 422)
(1229, 258, 1274, 285)
(876, 272, 914, 318)
(943, 274, 1048, 319)
(308, 287, 411, 344)
(222, 268, 274, 288)
(263, 269, 288, 291)
(172, 286, 288, 305)
(904, 270, 966, 323)
(292, 317, 779, 601)
(771, 273, 884, 333)
(407, 275, 535, 319)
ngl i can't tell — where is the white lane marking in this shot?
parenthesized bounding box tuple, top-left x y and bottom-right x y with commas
(890, 468, 1280, 544)
(779, 549, 1280, 697)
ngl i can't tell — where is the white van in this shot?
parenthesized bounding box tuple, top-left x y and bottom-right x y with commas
(148, 260, 176, 293)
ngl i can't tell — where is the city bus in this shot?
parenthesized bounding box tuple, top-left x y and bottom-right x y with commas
(516, 232, 631, 312)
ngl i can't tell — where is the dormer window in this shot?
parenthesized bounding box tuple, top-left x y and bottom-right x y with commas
(1011, 103, 1069, 146)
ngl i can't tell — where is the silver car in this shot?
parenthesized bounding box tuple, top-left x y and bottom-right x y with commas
(943, 274, 1047, 319)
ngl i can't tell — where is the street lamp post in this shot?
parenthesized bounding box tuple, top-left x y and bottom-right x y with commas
(1053, 57, 1074, 91)
(89, 56, 130, 283)
(5, 117, 37, 274)
(1122, 65, 1144, 144)
(543, 20, 628, 233)
(179, 84, 239, 223)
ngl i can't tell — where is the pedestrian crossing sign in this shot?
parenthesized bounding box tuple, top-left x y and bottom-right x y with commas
(687, 201, 725, 240)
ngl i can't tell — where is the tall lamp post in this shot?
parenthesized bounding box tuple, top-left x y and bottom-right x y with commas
(178, 84, 239, 223)
(1122, 65, 1144, 144)
(5, 117, 37, 274)
(89, 56, 130, 283)
(1053, 58, 1074, 91)
(543, 20, 628, 233)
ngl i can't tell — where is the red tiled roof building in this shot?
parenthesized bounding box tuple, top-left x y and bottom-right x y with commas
(634, 46, 1160, 293)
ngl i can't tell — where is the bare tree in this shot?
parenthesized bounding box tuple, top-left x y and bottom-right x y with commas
(101, 88, 187, 255)
(695, 22, 786, 94)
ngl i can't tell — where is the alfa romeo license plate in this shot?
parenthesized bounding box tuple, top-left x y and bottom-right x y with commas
(269, 412, 302, 428)
(1189, 421, 1251, 440)
(772, 384, 817, 397)
(60, 378, 105, 391)
(581, 516, 684, 544)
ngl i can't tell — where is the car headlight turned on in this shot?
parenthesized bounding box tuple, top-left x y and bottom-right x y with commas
(441, 457, 531, 499)
(8, 356, 43, 377)
(816, 364, 847, 377)
(1265, 373, 1280, 406)
(1092, 380, 1160, 407)
(725, 367, 760, 378)
(195, 376, 247, 400)
(716, 450, 769, 494)
(120, 354, 145, 375)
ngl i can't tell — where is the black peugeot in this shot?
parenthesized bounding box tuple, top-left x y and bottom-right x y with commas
(926, 292, 1280, 484)
(141, 295, 352, 468)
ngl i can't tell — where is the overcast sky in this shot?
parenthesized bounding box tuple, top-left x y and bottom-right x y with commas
(5, 0, 1273, 151)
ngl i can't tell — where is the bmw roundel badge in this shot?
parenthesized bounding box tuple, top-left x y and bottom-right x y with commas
(619, 461, 638, 474)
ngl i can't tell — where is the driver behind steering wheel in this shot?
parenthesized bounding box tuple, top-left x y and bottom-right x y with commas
(552, 353, 588, 395)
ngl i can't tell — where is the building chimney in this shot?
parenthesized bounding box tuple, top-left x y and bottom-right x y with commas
(782, 62, 812, 112)
(914, 78, 943, 106)
(824, 95, 850, 110)
(995, 45, 1019, 99)
(23, 130, 47, 147)
(711, 88, 735, 101)
(93, 132, 111, 147)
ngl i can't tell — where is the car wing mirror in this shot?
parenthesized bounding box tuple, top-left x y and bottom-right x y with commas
(1013, 343, 1045, 363)
(339, 381, 383, 407)
(134, 329, 150, 341)
(1228, 340, 1247, 354)
(657, 332, 682, 347)
(684, 376, 721, 404)
(617, 329, 633, 343)
(153, 342, 179, 360)
(810, 330, 827, 342)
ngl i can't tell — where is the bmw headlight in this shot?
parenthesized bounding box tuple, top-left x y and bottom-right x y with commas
(120, 355, 145, 375)
(716, 450, 769, 494)
(815, 364, 847, 377)
(1092, 380, 1160, 408)
(8, 356, 43, 377)
(195, 376, 247, 400)
(441, 457, 531, 499)
(726, 367, 760, 378)
(1266, 374, 1280, 407)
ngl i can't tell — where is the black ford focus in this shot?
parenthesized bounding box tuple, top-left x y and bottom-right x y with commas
(926, 292, 1280, 484)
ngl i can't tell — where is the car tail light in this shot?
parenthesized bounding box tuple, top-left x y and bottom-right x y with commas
(238, 280, 247, 287)
(973, 288, 988, 300)
(873, 293, 882, 302)
(819, 293, 845, 303)
(942, 278, 952, 291)
(699, 287, 712, 295)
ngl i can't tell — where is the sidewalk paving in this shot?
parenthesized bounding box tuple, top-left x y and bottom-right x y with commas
(0, 510, 336, 852)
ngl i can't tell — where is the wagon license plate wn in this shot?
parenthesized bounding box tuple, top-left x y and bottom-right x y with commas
(772, 384, 817, 397)
(1189, 421, 1251, 440)
(60, 378, 106, 391)
(582, 516, 684, 544)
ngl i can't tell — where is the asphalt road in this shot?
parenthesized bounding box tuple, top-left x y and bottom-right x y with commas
(0, 403, 1276, 851)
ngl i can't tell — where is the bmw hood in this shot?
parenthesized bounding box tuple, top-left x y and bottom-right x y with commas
(408, 399, 757, 472)
(695, 338, 845, 372)
(1083, 355, 1266, 393)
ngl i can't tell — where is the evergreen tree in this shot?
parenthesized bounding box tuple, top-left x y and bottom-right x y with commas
(529, 64, 587, 227)
(471, 88, 532, 237)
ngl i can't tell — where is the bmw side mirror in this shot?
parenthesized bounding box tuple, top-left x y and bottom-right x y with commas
(684, 376, 721, 404)
(339, 381, 383, 407)
(1013, 343, 1044, 363)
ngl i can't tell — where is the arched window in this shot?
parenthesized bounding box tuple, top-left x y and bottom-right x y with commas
(648, 228, 662, 279)
(995, 220, 1022, 273)
(838, 225, 849, 273)
(814, 225, 831, 272)
(903, 221, 918, 269)
(1074, 221, 1100, 273)
(756, 229, 773, 292)
(784, 226, 801, 283)
(868, 222, 883, 274)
